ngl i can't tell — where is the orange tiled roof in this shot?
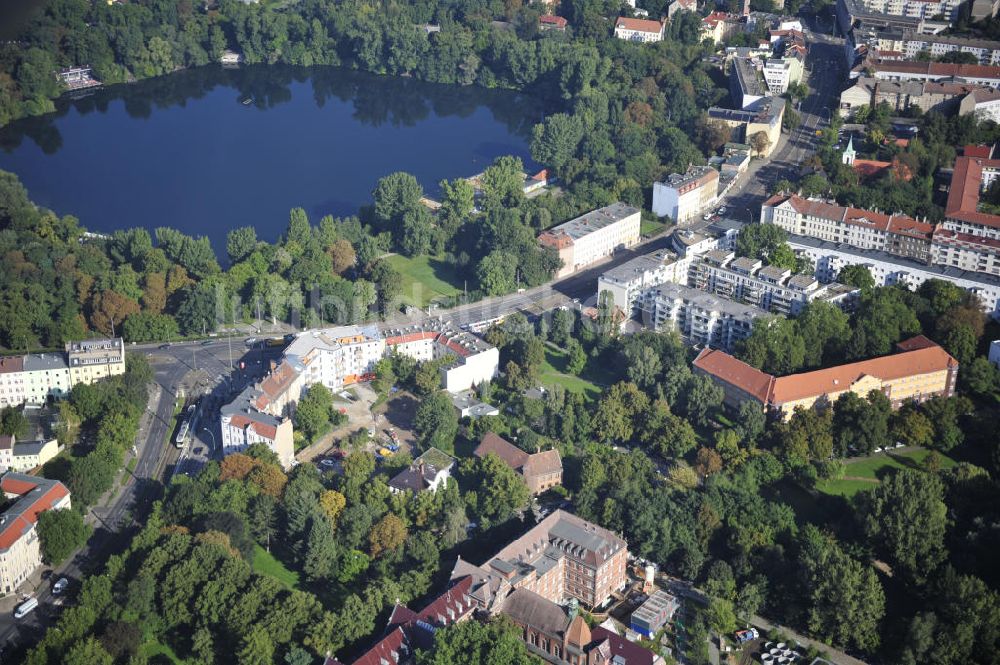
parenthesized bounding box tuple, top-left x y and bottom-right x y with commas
(0, 476, 70, 550)
(615, 16, 663, 32)
(692, 349, 775, 403)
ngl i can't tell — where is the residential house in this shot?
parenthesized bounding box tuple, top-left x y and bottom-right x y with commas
(388, 447, 455, 494)
(0, 473, 71, 595)
(474, 433, 563, 494)
(613, 17, 665, 42)
(652, 166, 719, 223)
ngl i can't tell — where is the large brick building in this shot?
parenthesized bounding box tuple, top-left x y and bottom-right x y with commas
(474, 433, 563, 494)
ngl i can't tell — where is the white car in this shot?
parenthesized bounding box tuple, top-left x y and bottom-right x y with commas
(52, 578, 69, 595)
(318, 459, 337, 468)
(702, 213, 712, 221)
(718, 206, 727, 214)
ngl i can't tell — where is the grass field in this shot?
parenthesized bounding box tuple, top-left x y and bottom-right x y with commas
(817, 448, 956, 497)
(640, 218, 667, 236)
(537, 347, 605, 397)
(384, 254, 463, 308)
(141, 640, 183, 664)
(253, 544, 300, 589)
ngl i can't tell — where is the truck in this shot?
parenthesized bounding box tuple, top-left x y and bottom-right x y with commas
(14, 597, 38, 619)
(734, 628, 759, 644)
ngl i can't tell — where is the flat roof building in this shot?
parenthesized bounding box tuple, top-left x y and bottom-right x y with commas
(539, 203, 641, 278)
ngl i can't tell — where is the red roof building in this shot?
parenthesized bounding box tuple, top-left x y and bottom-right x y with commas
(0, 473, 71, 594)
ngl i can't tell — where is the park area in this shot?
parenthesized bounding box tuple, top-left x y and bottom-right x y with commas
(384, 254, 462, 308)
(816, 448, 956, 498)
(538, 346, 611, 398)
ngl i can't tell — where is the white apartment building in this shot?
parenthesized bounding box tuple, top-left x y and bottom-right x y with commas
(0, 436, 60, 473)
(219, 387, 296, 469)
(598, 249, 694, 314)
(0, 473, 71, 596)
(958, 88, 1000, 124)
(538, 203, 641, 278)
(859, 0, 962, 21)
(639, 282, 765, 351)
(652, 167, 720, 223)
(690, 250, 860, 315)
(763, 57, 804, 94)
(219, 323, 499, 467)
(871, 61, 1000, 87)
(0, 337, 124, 408)
(21, 355, 71, 405)
(871, 30, 1000, 64)
(787, 233, 1000, 319)
(613, 16, 665, 42)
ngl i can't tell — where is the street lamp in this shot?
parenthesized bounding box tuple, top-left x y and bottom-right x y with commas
(200, 428, 217, 455)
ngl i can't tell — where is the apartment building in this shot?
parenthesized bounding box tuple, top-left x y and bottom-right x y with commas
(538, 203, 641, 278)
(613, 16, 665, 42)
(708, 97, 785, 158)
(597, 249, 694, 314)
(0, 473, 71, 596)
(652, 167, 720, 223)
(731, 58, 768, 109)
(763, 57, 804, 94)
(219, 323, 499, 467)
(957, 87, 1000, 124)
(65, 337, 125, 385)
(639, 281, 765, 351)
(0, 435, 60, 473)
(787, 233, 1000, 319)
(854, 0, 963, 22)
(869, 60, 1000, 87)
(944, 155, 1000, 239)
(475, 433, 563, 494)
(866, 28, 1000, 65)
(762, 194, 935, 260)
(220, 385, 296, 469)
(690, 249, 860, 314)
(701, 11, 742, 44)
(693, 336, 958, 417)
(0, 337, 123, 408)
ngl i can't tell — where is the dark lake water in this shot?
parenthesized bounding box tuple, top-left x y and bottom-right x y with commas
(0, 65, 540, 252)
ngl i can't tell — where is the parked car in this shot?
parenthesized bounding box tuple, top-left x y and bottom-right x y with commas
(158, 343, 171, 350)
(735, 628, 759, 644)
(52, 578, 69, 595)
(377, 447, 394, 457)
(319, 459, 337, 468)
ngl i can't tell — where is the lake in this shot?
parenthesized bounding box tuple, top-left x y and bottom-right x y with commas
(0, 65, 540, 253)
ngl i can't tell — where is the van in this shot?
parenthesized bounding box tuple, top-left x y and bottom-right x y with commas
(14, 597, 38, 619)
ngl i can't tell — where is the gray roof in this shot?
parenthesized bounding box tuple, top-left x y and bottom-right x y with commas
(648, 282, 768, 320)
(221, 385, 283, 428)
(788, 233, 1000, 287)
(787, 274, 819, 291)
(545, 203, 639, 242)
(12, 440, 54, 457)
(500, 588, 569, 637)
(22, 354, 68, 372)
(734, 58, 766, 97)
(600, 249, 679, 284)
(632, 589, 679, 626)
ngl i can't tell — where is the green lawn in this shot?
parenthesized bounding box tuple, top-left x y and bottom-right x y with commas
(253, 544, 300, 589)
(640, 218, 667, 236)
(538, 347, 604, 397)
(817, 449, 956, 497)
(141, 640, 184, 664)
(384, 254, 463, 308)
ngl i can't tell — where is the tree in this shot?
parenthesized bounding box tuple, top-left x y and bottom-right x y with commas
(99, 621, 142, 662)
(400, 207, 434, 257)
(414, 391, 459, 454)
(480, 156, 525, 209)
(964, 356, 999, 397)
(64, 637, 113, 665)
(227, 226, 258, 264)
(531, 113, 584, 173)
(833, 390, 891, 456)
(594, 382, 650, 443)
(476, 251, 517, 296)
(372, 172, 422, 228)
(369, 513, 407, 558)
(695, 447, 723, 477)
(238, 626, 276, 665)
(837, 264, 875, 292)
(799, 525, 885, 652)
(460, 453, 530, 527)
(859, 468, 947, 584)
(750, 130, 771, 156)
(122, 312, 179, 343)
(417, 617, 537, 665)
(683, 374, 724, 427)
(566, 340, 587, 375)
(625, 344, 661, 388)
(303, 514, 339, 581)
(295, 384, 335, 442)
(328, 239, 356, 274)
(37, 508, 91, 566)
(318, 489, 346, 527)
